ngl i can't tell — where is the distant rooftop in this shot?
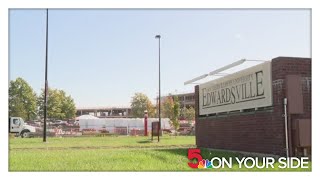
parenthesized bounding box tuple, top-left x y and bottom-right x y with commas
(76, 106, 131, 110)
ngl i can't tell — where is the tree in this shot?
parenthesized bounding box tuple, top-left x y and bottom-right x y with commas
(172, 96, 180, 135)
(130, 93, 156, 118)
(61, 93, 77, 120)
(9, 77, 37, 120)
(38, 88, 76, 120)
(184, 107, 195, 125)
(162, 96, 180, 135)
(161, 96, 174, 119)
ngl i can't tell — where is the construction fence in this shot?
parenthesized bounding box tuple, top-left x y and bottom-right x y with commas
(32, 118, 179, 137)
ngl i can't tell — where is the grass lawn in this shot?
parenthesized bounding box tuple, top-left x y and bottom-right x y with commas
(9, 136, 311, 171)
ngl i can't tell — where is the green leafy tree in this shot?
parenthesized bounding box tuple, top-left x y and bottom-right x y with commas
(172, 96, 180, 135)
(9, 77, 37, 120)
(184, 107, 195, 125)
(38, 88, 76, 120)
(61, 93, 77, 119)
(130, 93, 155, 118)
(162, 96, 180, 135)
(161, 96, 173, 119)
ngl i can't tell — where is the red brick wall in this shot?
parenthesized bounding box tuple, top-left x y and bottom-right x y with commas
(195, 57, 311, 156)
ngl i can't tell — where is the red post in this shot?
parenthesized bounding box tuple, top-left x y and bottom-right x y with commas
(144, 110, 148, 136)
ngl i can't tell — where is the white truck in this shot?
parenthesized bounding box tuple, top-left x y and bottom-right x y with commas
(9, 117, 36, 138)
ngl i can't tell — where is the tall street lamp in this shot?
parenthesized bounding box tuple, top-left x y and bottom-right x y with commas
(43, 8, 49, 142)
(155, 35, 161, 142)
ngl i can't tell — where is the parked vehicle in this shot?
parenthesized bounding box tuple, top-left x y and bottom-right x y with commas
(52, 120, 68, 126)
(9, 117, 36, 138)
(25, 120, 40, 127)
(74, 120, 79, 126)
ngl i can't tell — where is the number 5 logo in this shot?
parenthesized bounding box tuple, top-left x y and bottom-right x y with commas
(188, 148, 203, 168)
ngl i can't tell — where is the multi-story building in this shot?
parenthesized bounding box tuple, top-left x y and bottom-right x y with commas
(156, 92, 195, 120)
(157, 92, 195, 109)
(77, 92, 195, 119)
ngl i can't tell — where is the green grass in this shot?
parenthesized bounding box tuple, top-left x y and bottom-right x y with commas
(10, 135, 195, 149)
(9, 136, 311, 171)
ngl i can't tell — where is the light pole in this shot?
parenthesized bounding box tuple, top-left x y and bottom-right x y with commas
(43, 8, 49, 142)
(144, 110, 148, 136)
(155, 35, 161, 142)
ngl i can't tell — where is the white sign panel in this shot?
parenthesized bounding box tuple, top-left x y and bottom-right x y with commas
(199, 62, 272, 115)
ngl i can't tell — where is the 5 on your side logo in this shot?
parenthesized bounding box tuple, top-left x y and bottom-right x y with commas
(188, 148, 203, 168)
(187, 148, 310, 169)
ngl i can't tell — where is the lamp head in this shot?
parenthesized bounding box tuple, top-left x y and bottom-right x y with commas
(155, 35, 161, 39)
